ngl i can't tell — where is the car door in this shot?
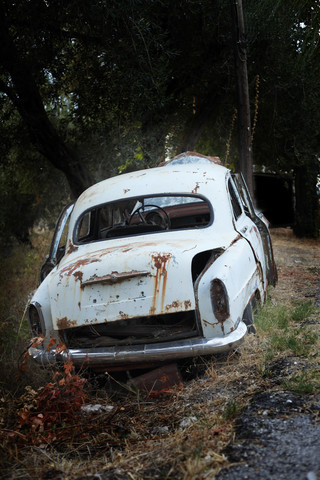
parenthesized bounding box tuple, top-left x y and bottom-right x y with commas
(227, 176, 268, 287)
(232, 173, 277, 286)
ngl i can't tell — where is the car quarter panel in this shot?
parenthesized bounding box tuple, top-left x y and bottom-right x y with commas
(195, 236, 264, 338)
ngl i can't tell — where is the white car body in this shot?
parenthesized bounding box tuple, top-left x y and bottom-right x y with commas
(28, 152, 277, 370)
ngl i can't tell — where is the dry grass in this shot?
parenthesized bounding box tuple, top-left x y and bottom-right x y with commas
(0, 229, 319, 479)
(0, 341, 270, 479)
(0, 232, 53, 397)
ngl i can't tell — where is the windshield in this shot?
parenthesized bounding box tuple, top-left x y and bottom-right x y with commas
(74, 194, 212, 244)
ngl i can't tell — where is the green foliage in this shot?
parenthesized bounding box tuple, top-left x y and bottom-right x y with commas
(254, 303, 289, 334)
(0, 0, 320, 238)
(0, 152, 70, 247)
(246, 1, 320, 168)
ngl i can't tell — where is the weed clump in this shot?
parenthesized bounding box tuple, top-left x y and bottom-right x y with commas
(10, 356, 87, 446)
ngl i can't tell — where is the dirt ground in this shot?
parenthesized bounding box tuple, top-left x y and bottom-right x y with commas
(216, 229, 320, 480)
(269, 228, 320, 306)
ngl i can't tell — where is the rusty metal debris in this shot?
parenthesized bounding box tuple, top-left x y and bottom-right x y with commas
(128, 363, 183, 396)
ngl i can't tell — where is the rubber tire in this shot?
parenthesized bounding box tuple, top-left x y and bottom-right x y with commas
(242, 302, 256, 334)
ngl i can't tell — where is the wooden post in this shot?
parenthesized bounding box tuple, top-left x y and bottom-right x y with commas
(231, 0, 254, 198)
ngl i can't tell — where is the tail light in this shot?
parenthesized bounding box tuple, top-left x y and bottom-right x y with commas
(210, 279, 230, 322)
(28, 303, 45, 336)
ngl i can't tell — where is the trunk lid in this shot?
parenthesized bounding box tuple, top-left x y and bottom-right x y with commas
(50, 232, 230, 330)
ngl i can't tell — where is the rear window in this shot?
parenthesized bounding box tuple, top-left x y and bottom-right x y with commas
(74, 194, 212, 244)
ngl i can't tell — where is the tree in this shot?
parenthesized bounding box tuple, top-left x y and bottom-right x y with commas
(0, 2, 93, 198)
(0, 0, 319, 242)
(0, 0, 174, 197)
(245, 0, 320, 236)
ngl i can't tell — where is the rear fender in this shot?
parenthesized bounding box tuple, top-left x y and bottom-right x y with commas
(195, 237, 264, 338)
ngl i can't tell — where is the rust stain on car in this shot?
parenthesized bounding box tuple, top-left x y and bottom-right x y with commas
(56, 317, 77, 330)
(59, 258, 100, 278)
(184, 300, 192, 309)
(203, 317, 225, 335)
(165, 300, 181, 311)
(165, 299, 192, 312)
(256, 261, 265, 289)
(192, 182, 200, 194)
(229, 234, 241, 247)
(73, 271, 83, 282)
(150, 253, 172, 314)
(67, 241, 79, 254)
(123, 189, 130, 194)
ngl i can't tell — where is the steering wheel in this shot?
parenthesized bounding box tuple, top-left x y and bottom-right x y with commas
(128, 204, 171, 229)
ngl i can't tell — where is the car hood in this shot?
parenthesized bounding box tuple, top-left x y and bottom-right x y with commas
(48, 229, 235, 330)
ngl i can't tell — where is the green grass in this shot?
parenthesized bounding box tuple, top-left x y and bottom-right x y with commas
(254, 297, 319, 393)
(291, 300, 315, 323)
(255, 299, 318, 358)
(223, 399, 242, 420)
(283, 369, 320, 394)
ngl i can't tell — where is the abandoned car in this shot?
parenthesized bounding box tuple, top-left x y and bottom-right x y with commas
(28, 152, 277, 370)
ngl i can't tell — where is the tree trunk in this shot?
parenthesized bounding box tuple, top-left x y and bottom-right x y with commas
(0, 8, 93, 198)
(231, 0, 254, 197)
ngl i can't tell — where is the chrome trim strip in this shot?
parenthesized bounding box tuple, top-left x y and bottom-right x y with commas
(81, 269, 150, 287)
(29, 321, 247, 367)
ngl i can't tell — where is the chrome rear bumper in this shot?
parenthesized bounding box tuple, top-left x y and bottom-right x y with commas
(29, 321, 247, 369)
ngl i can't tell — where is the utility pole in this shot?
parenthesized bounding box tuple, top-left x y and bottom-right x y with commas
(231, 0, 254, 197)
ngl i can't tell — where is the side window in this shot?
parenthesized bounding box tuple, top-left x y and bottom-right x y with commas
(78, 212, 91, 240)
(56, 216, 70, 262)
(40, 202, 74, 282)
(231, 173, 253, 217)
(228, 179, 242, 220)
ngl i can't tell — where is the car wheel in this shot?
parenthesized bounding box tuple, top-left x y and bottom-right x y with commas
(242, 302, 256, 334)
